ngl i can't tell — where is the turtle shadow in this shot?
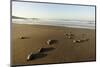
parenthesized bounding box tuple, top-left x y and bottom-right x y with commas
(27, 53, 47, 61)
(39, 47, 55, 53)
(50, 40, 58, 44)
(19, 36, 30, 39)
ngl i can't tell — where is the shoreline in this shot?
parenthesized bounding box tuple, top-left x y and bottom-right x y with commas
(12, 23, 96, 30)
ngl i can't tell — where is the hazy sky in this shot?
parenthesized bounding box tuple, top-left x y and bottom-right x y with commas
(12, 1, 95, 21)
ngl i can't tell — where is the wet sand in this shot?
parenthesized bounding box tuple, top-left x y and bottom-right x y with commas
(12, 23, 96, 65)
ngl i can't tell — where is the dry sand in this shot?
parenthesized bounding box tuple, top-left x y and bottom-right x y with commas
(11, 23, 96, 65)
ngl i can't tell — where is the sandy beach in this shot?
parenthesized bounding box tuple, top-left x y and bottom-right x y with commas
(12, 23, 96, 65)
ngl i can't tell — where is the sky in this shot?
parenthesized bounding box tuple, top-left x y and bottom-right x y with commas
(12, 1, 95, 21)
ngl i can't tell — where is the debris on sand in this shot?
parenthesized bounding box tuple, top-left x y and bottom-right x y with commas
(72, 38, 89, 43)
(65, 32, 74, 39)
(19, 36, 29, 39)
(20, 36, 26, 39)
(67, 36, 73, 39)
(73, 40, 80, 43)
(69, 32, 74, 36)
(47, 39, 57, 45)
(65, 32, 74, 36)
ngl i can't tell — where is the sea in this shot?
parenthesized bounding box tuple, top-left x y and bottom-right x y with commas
(12, 19, 95, 29)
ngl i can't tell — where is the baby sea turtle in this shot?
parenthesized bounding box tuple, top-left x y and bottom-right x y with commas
(47, 39, 57, 45)
(27, 52, 39, 61)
